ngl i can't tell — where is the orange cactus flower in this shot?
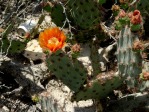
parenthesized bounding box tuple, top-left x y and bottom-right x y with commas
(39, 27, 66, 52)
(130, 10, 142, 24)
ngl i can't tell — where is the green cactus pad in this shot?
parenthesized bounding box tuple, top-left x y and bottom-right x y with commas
(90, 39, 101, 76)
(0, 23, 27, 54)
(138, 0, 149, 16)
(106, 92, 149, 112)
(0, 37, 27, 54)
(51, 4, 66, 27)
(138, 0, 149, 36)
(67, 0, 101, 29)
(71, 72, 122, 101)
(117, 26, 142, 88)
(46, 50, 87, 92)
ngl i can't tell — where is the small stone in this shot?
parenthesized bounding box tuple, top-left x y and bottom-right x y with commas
(23, 39, 45, 60)
(2, 106, 9, 112)
(62, 86, 70, 93)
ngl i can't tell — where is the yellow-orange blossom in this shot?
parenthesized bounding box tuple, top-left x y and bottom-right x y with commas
(39, 27, 66, 52)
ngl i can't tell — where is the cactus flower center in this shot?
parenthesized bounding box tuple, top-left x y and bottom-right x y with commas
(48, 37, 59, 45)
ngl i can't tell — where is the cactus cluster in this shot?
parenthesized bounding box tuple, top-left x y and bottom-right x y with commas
(45, 47, 122, 101)
(1, 0, 149, 112)
(39, 0, 147, 105)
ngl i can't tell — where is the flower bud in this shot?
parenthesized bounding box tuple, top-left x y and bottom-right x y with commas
(111, 4, 120, 11)
(118, 9, 126, 18)
(130, 10, 142, 24)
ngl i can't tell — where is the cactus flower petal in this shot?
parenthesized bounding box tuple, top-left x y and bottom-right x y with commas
(39, 27, 66, 52)
(130, 10, 142, 24)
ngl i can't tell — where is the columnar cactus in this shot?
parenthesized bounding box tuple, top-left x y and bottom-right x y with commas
(117, 25, 142, 89)
(116, 9, 144, 89)
(38, 1, 148, 111)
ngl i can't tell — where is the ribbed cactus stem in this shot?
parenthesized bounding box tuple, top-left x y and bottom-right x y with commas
(40, 93, 62, 112)
(117, 25, 142, 89)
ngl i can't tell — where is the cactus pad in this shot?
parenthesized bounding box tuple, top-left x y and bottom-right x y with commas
(0, 37, 27, 54)
(46, 50, 87, 92)
(0, 23, 27, 54)
(51, 4, 66, 27)
(67, 0, 101, 29)
(138, 0, 149, 15)
(71, 72, 122, 101)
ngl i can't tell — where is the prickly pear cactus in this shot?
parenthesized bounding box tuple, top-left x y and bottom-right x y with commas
(117, 25, 142, 89)
(1, 38, 27, 54)
(90, 38, 101, 77)
(51, 4, 66, 27)
(71, 72, 122, 101)
(137, 0, 149, 16)
(46, 50, 87, 92)
(66, 0, 101, 29)
(0, 24, 27, 54)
